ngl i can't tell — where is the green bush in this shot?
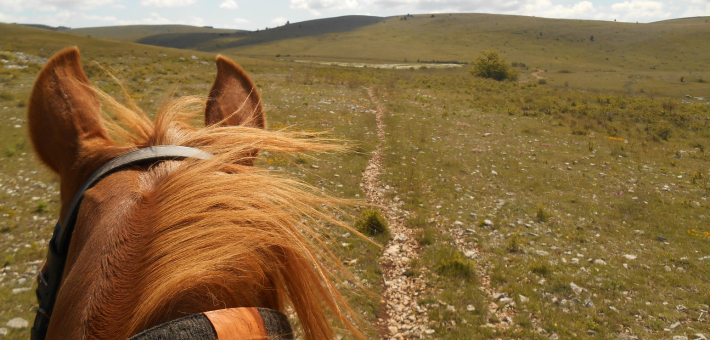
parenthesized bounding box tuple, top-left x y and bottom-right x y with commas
(654, 123, 672, 141)
(536, 206, 550, 223)
(471, 51, 518, 81)
(35, 201, 49, 213)
(531, 262, 551, 276)
(507, 233, 523, 253)
(354, 209, 389, 236)
(435, 246, 475, 279)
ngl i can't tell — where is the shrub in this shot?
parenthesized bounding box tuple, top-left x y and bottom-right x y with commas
(536, 206, 550, 223)
(538, 79, 547, 85)
(531, 262, 550, 276)
(435, 246, 474, 279)
(410, 217, 434, 246)
(354, 209, 389, 236)
(35, 201, 49, 213)
(654, 123, 672, 141)
(507, 233, 523, 253)
(691, 171, 703, 184)
(470, 50, 518, 81)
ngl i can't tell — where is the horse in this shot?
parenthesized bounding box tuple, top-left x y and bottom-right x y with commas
(27, 47, 364, 340)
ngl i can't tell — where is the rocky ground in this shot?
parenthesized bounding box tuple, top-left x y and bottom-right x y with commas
(363, 88, 433, 339)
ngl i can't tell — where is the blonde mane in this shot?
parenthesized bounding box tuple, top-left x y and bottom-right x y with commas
(78, 86, 368, 339)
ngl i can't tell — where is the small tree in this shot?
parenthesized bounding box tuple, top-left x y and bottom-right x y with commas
(471, 50, 518, 81)
(590, 35, 594, 42)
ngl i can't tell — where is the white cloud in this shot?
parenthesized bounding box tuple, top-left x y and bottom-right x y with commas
(271, 16, 287, 24)
(189, 16, 204, 26)
(681, 0, 710, 16)
(219, 0, 238, 9)
(1, 0, 117, 12)
(0, 10, 25, 22)
(0, 0, 25, 11)
(140, 0, 196, 7)
(611, 0, 670, 20)
(115, 12, 173, 25)
(8, 10, 118, 26)
(234, 17, 249, 23)
(530, 0, 604, 19)
(290, 0, 359, 11)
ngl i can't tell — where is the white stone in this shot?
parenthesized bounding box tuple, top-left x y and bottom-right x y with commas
(466, 304, 476, 311)
(593, 259, 607, 265)
(519, 294, 529, 303)
(7, 318, 28, 328)
(623, 254, 637, 260)
(386, 245, 400, 256)
(484, 219, 493, 226)
(570, 282, 584, 294)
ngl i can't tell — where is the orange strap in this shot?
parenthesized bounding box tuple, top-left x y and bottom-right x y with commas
(203, 307, 268, 340)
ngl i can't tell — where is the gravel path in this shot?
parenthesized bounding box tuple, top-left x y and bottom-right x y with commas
(519, 68, 545, 84)
(363, 88, 430, 339)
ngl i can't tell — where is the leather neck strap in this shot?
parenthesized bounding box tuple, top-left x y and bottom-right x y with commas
(31, 146, 213, 340)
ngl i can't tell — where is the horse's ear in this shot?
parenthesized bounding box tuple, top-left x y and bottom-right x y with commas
(27, 47, 110, 174)
(205, 56, 265, 128)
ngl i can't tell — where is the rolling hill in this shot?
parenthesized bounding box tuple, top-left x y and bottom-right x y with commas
(134, 15, 385, 51)
(68, 24, 239, 43)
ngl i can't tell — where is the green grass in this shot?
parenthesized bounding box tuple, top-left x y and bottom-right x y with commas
(1, 20, 709, 340)
(214, 14, 710, 99)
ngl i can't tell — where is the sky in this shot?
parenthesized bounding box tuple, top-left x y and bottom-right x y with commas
(0, 0, 708, 30)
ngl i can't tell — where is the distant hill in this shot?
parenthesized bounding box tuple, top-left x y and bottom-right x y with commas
(135, 15, 385, 51)
(18, 24, 70, 31)
(0, 23, 217, 62)
(68, 25, 240, 43)
(212, 13, 710, 72)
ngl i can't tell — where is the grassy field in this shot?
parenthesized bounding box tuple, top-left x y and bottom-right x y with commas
(1, 19, 710, 339)
(65, 14, 710, 99)
(214, 14, 710, 100)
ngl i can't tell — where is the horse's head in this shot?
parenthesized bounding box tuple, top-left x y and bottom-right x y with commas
(28, 48, 362, 340)
(28, 48, 265, 217)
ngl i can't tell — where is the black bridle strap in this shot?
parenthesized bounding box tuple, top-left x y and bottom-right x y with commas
(32, 146, 213, 340)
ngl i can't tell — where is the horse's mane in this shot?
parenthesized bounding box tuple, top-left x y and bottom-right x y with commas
(80, 86, 366, 340)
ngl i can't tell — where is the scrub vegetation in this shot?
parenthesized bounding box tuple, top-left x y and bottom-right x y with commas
(0, 17, 708, 339)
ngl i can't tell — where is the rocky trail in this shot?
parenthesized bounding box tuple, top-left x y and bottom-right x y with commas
(363, 88, 431, 339)
(519, 69, 545, 83)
